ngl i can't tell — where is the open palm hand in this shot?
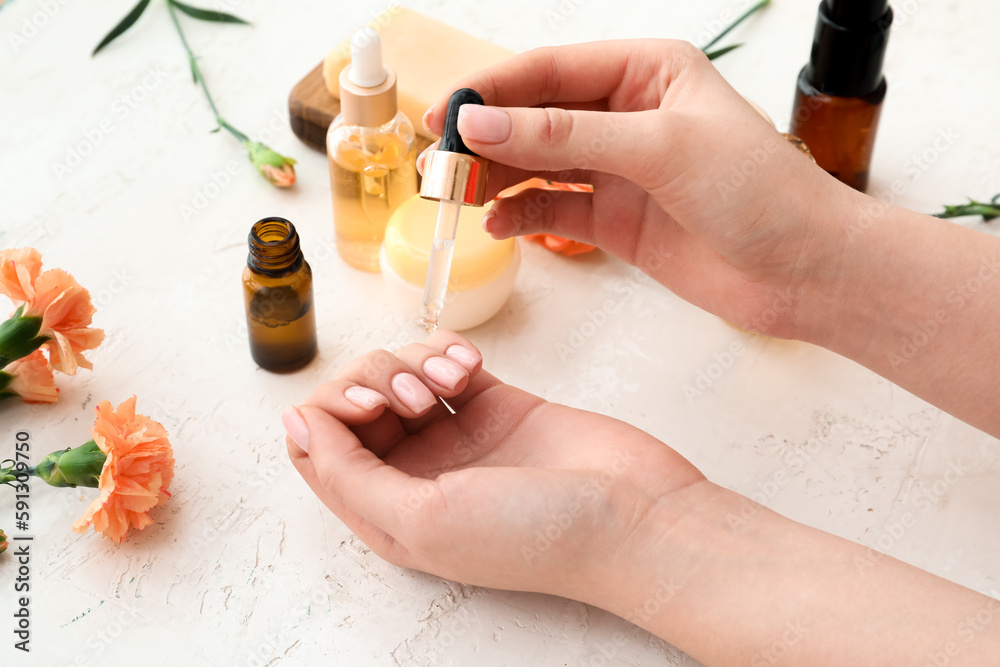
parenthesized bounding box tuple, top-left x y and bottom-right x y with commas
(285, 330, 703, 600)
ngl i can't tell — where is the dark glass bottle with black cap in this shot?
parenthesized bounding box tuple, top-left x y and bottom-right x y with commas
(242, 217, 317, 372)
(790, 0, 893, 191)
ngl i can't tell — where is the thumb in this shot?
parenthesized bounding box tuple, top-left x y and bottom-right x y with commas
(456, 104, 661, 188)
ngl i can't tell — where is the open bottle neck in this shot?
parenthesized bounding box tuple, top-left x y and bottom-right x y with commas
(247, 217, 304, 275)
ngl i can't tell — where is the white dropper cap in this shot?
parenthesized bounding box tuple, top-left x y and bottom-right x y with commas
(348, 28, 387, 88)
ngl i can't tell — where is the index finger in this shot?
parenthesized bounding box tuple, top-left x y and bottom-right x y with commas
(423, 40, 642, 135)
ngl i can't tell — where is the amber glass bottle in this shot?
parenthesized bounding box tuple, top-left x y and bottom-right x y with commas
(242, 217, 317, 372)
(790, 0, 892, 192)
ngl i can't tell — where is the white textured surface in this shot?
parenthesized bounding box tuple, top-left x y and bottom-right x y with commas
(1, 0, 999, 665)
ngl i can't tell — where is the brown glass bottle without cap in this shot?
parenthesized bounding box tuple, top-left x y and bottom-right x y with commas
(242, 218, 317, 372)
(790, 0, 893, 192)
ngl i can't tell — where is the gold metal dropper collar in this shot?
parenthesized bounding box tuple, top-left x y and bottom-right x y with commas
(339, 64, 398, 127)
(419, 150, 489, 206)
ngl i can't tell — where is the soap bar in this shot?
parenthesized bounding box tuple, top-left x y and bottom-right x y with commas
(323, 8, 513, 141)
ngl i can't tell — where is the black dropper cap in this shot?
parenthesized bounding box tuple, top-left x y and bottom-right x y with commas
(805, 0, 892, 97)
(440, 88, 484, 156)
(419, 87, 490, 206)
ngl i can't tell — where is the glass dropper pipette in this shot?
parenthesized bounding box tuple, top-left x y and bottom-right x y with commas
(418, 88, 491, 332)
(421, 199, 462, 332)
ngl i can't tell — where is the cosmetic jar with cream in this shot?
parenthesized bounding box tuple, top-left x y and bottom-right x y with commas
(380, 194, 519, 331)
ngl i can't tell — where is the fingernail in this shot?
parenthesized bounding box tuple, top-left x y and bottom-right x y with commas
(422, 108, 433, 135)
(422, 356, 466, 390)
(481, 207, 497, 233)
(457, 105, 511, 144)
(390, 372, 437, 413)
(345, 386, 389, 411)
(417, 147, 429, 176)
(282, 406, 310, 452)
(445, 344, 480, 370)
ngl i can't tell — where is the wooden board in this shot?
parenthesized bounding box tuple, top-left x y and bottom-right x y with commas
(287, 62, 339, 153)
(287, 9, 514, 155)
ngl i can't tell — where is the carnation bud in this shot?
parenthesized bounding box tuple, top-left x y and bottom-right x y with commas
(245, 141, 297, 188)
(33, 440, 106, 488)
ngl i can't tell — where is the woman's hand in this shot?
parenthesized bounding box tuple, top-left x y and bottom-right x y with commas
(424, 38, 1000, 440)
(284, 332, 1000, 666)
(421, 40, 853, 339)
(284, 330, 704, 602)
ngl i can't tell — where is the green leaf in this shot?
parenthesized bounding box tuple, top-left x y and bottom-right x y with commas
(701, 0, 770, 51)
(932, 194, 1000, 221)
(168, 0, 250, 25)
(0, 314, 46, 366)
(705, 43, 743, 60)
(93, 0, 153, 56)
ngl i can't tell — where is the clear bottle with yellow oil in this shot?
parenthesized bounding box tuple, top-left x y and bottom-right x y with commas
(328, 28, 417, 272)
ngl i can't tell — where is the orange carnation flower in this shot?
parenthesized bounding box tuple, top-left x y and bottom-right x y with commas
(0, 247, 43, 302)
(72, 396, 175, 544)
(0, 248, 104, 374)
(2, 349, 58, 404)
(523, 233, 598, 256)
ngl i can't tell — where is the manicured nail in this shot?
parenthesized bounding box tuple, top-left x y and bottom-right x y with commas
(416, 147, 429, 176)
(457, 105, 511, 144)
(421, 108, 433, 135)
(481, 207, 497, 233)
(422, 356, 466, 390)
(445, 344, 480, 370)
(282, 406, 310, 452)
(390, 372, 437, 413)
(345, 386, 389, 411)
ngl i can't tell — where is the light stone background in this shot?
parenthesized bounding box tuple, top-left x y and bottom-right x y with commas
(2, 0, 999, 665)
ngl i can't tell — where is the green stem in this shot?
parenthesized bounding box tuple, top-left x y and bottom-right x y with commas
(166, 0, 248, 143)
(0, 460, 30, 487)
(219, 119, 250, 144)
(933, 194, 1000, 221)
(705, 43, 743, 61)
(701, 0, 771, 51)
